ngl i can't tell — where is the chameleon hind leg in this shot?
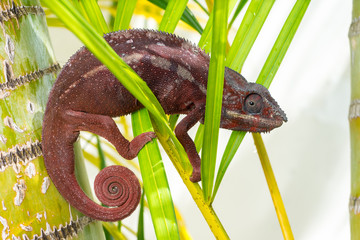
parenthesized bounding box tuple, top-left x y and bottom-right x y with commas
(64, 110, 156, 159)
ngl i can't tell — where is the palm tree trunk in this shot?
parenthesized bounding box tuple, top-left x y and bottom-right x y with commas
(0, 1, 103, 239)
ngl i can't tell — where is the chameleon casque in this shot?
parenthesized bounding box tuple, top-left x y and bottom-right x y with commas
(42, 29, 287, 222)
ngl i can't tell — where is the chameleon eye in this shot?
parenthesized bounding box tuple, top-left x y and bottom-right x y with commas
(244, 93, 263, 113)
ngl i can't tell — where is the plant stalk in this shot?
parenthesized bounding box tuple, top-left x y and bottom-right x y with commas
(252, 133, 294, 240)
(349, 1, 360, 238)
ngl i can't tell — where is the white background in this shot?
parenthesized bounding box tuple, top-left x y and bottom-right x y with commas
(48, 0, 351, 239)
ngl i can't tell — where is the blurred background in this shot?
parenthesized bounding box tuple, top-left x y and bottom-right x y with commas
(48, 0, 351, 239)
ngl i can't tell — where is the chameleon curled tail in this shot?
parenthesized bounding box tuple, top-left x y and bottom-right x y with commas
(42, 119, 142, 221)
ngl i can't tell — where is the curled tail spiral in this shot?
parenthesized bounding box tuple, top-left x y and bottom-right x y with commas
(42, 120, 141, 222)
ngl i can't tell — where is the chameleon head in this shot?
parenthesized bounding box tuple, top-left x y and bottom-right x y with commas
(220, 68, 287, 133)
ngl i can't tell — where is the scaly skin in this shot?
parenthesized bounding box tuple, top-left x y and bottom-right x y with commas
(42, 29, 287, 222)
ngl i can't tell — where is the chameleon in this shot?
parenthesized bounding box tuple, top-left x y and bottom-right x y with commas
(42, 29, 287, 222)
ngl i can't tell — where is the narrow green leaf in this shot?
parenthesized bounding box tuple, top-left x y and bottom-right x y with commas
(193, 0, 238, 172)
(226, 0, 275, 71)
(70, 0, 89, 21)
(193, 0, 210, 15)
(137, 191, 145, 240)
(201, 0, 229, 202)
(169, 114, 180, 130)
(79, 0, 110, 34)
(102, 222, 127, 240)
(132, 109, 180, 239)
(257, 0, 310, 88)
(228, 0, 249, 30)
(149, 0, 203, 33)
(96, 135, 107, 169)
(198, 0, 238, 51)
(212, 131, 246, 201)
(113, 0, 138, 31)
(159, 0, 189, 33)
(194, 123, 204, 152)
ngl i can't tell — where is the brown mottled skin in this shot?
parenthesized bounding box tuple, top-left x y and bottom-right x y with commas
(42, 29, 287, 222)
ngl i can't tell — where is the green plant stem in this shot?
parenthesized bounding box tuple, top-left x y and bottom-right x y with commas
(252, 133, 294, 240)
(349, 1, 360, 239)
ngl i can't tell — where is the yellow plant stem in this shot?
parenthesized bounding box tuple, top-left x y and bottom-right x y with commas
(252, 133, 294, 240)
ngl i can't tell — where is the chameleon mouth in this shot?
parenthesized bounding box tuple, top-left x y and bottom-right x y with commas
(224, 109, 286, 132)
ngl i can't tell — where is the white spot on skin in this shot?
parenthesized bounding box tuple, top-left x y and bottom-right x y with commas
(41, 177, 50, 194)
(20, 224, 32, 231)
(2, 201, 6, 210)
(181, 41, 193, 50)
(122, 53, 143, 65)
(176, 65, 206, 94)
(25, 163, 36, 178)
(122, 31, 132, 38)
(0, 135, 6, 144)
(126, 39, 133, 44)
(146, 31, 167, 41)
(4, 116, 24, 133)
(150, 56, 171, 70)
(27, 101, 34, 114)
(0, 215, 9, 239)
(5, 34, 15, 63)
(161, 84, 175, 99)
(156, 42, 165, 46)
(177, 65, 195, 82)
(13, 179, 27, 206)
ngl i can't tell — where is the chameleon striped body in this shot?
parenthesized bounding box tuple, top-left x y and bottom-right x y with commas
(42, 29, 287, 222)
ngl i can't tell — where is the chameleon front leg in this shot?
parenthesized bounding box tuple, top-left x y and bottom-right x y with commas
(175, 105, 205, 182)
(64, 110, 156, 159)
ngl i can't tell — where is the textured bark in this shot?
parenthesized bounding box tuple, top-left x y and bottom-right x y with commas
(0, 1, 103, 239)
